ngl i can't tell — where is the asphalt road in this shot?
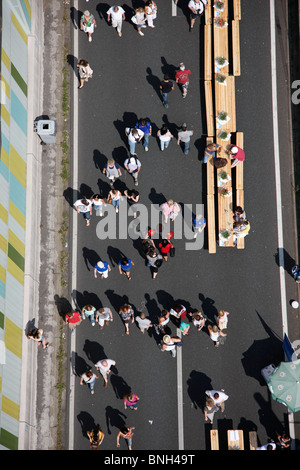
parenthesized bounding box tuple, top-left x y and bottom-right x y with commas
(67, 0, 299, 451)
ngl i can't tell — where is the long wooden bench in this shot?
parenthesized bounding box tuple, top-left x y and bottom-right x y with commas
(206, 138, 216, 254)
(232, 20, 241, 76)
(215, 75, 236, 132)
(216, 138, 234, 247)
(210, 429, 219, 450)
(204, 24, 212, 81)
(233, 0, 241, 20)
(235, 132, 245, 249)
(204, 80, 215, 137)
(249, 431, 258, 450)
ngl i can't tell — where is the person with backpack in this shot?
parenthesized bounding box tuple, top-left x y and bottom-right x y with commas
(103, 158, 122, 187)
(135, 118, 152, 151)
(124, 154, 142, 186)
(125, 127, 144, 154)
(146, 248, 163, 279)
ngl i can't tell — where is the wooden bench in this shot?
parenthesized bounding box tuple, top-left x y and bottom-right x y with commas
(206, 138, 216, 254)
(204, 80, 215, 137)
(235, 132, 245, 249)
(249, 431, 258, 450)
(210, 429, 219, 450)
(232, 20, 241, 76)
(216, 139, 234, 247)
(214, 75, 236, 133)
(205, 0, 212, 25)
(204, 24, 212, 81)
(227, 429, 244, 450)
(233, 0, 241, 20)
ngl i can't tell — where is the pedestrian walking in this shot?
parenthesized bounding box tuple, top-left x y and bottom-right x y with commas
(26, 327, 49, 349)
(157, 125, 174, 151)
(73, 198, 93, 227)
(160, 75, 174, 108)
(145, 0, 157, 27)
(170, 303, 188, 325)
(135, 118, 152, 151)
(131, 7, 147, 36)
(203, 142, 221, 163)
(161, 334, 182, 358)
(135, 312, 152, 333)
(80, 369, 99, 394)
(155, 310, 170, 335)
(80, 10, 97, 42)
(124, 154, 141, 186)
(81, 304, 97, 326)
(161, 199, 180, 223)
(124, 393, 140, 410)
(91, 194, 106, 217)
(124, 189, 140, 218)
(65, 310, 83, 330)
(177, 123, 194, 154)
(116, 426, 135, 450)
(233, 206, 246, 223)
(207, 324, 226, 347)
(175, 63, 191, 98)
(77, 59, 93, 89)
(107, 5, 125, 37)
(159, 238, 174, 261)
(192, 214, 206, 238)
(125, 127, 144, 154)
(95, 307, 113, 330)
(188, 0, 207, 31)
(205, 389, 229, 412)
(226, 144, 245, 168)
(146, 248, 163, 279)
(87, 426, 105, 450)
(94, 260, 111, 279)
(118, 257, 134, 280)
(119, 304, 135, 335)
(217, 309, 229, 331)
(95, 358, 116, 387)
(179, 320, 190, 336)
(108, 188, 123, 213)
(292, 265, 300, 283)
(190, 311, 206, 331)
(203, 398, 219, 424)
(103, 158, 122, 186)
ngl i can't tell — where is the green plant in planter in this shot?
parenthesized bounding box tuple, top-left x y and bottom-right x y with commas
(214, 1, 225, 11)
(220, 171, 228, 180)
(216, 74, 226, 84)
(218, 111, 228, 121)
(215, 56, 227, 66)
(221, 230, 230, 239)
(219, 131, 229, 140)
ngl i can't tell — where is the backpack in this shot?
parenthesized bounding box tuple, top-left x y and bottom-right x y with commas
(155, 258, 163, 268)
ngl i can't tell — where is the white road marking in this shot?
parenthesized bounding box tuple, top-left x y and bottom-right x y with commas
(269, 0, 295, 446)
(177, 329, 184, 449)
(172, 0, 177, 17)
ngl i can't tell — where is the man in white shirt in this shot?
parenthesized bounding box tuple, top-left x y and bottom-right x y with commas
(205, 389, 228, 412)
(124, 154, 142, 186)
(125, 128, 144, 154)
(95, 358, 116, 387)
(107, 6, 125, 37)
(188, 0, 207, 31)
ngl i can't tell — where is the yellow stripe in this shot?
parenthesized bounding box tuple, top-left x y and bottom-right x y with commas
(4, 317, 23, 359)
(11, 11, 27, 45)
(9, 201, 26, 230)
(1, 48, 11, 72)
(0, 204, 8, 225)
(1, 104, 10, 127)
(1, 75, 10, 99)
(7, 258, 24, 286)
(10, 145, 26, 188)
(0, 265, 6, 284)
(24, 0, 31, 19)
(1, 145, 9, 168)
(0, 234, 7, 254)
(8, 229, 25, 258)
(2, 395, 20, 421)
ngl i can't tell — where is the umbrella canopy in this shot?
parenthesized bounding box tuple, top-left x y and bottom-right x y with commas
(268, 359, 300, 413)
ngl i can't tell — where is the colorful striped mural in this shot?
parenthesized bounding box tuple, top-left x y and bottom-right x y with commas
(0, 0, 31, 450)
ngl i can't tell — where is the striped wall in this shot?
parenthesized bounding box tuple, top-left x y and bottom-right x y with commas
(0, 0, 31, 450)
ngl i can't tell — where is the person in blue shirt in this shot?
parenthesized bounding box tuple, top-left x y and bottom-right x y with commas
(135, 118, 152, 151)
(192, 214, 206, 238)
(118, 257, 134, 280)
(94, 260, 111, 279)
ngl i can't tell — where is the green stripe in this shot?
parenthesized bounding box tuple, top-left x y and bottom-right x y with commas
(0, 311, 4, 329)
(7, 243, 25, 271)
(11, 62, 27, 96)
(0, 428, 18, 450)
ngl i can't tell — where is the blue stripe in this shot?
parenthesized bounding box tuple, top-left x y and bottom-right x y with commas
(9, 174, 26, 215)
(0, 280, 5, 298)
(0, 161, 9, 182)
(10, 90, 27, 136)
(1, 132, 10, 155)
(21, 0, 31, 29)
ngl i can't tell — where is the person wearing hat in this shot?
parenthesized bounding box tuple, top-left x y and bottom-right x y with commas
(161, 335, 182, 357)
(227, 144, 245, 168)
(94, 260, 111, 279)
(124, 154, 142, 186)
(175, 63, 191, 98)
(177, 123, 194, 155)
(80, 10, 97, 42)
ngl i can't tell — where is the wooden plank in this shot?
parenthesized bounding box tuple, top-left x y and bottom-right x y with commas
(210, 429, 219, 450)
(235, 132, 244, 189)
(206, 137, 215, 195)
(227, 429, 244, 450)
(236, 189, 245, 249)
(204, 25, 212, 81)
(232, 20, 241, 76)
(233, 0, 241, 20)
(213, 26, 229, 75)
(205, 0, 212, 25)
(215, 75, 236, 132)
(216, 139, 234, 247)
(204, 80, 215, 137)
(207, 195, 216, 254)
(249, 431, 258, 451)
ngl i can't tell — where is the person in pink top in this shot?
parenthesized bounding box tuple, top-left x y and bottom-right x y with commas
(123, 393, 140, 410)
(227, 145, 245, 168)
(161, 199, 180, 223)
(175, 63, 191, 98)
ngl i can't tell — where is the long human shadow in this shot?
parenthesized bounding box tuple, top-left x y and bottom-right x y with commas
(241, 311, 284, 385)
(70, 6, 83, 30)
(107, 245, 127, 268)
(82, 247, 102, 272)
(66, 54, 78, 78)
(148, 187, 166, 205)
(54, 295, 73, 321)
(161, 113, 181, 137)
(63, 187, 81, 207)
(198, 293, 219, 324)
(96, 3, 110, 23)
(83, 339, 106, 365)
(146, 67, 163, 103)
(80, 183, 94, 200)
(274, 247, 296, 279)
(105, 406, 127, 435)
(114, 112, 138, 150)
(187, 370, 212, 410)
(175, 0, 191, 27)
(72, 351, 92, 377)
(71, 289, 102, 310)
(110, 375, 131, 399)
(161, 56, 178, 80)
(77, 411, 98, 440)
(237, 417, 259, 450)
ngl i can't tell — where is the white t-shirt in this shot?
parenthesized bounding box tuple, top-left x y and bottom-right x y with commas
(136, 316, 151, 329)
(95, 359, 116, 373)
(124, 157, 141, 172)
(74, 199, 92, 213)
(126, 128, 144, 142)
(188, 0, 207, 14)
(107, 6, 125, 21)
(206, 390, 228, 404)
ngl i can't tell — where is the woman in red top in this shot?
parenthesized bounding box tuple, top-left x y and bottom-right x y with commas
(65, 311, 82, 330)
(159, 238, 174, 261)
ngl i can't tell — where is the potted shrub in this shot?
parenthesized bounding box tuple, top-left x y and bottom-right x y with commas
(217, 111, 230, 124)
(216, 74, 227, 86)
(215, 56, 229, 68)
(220, 187, 231, 197)
(218, 130, 231, 141)
(219, 229, 231, 241)
(214, 17, 228, 28)
(214, 1, 225, 12)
